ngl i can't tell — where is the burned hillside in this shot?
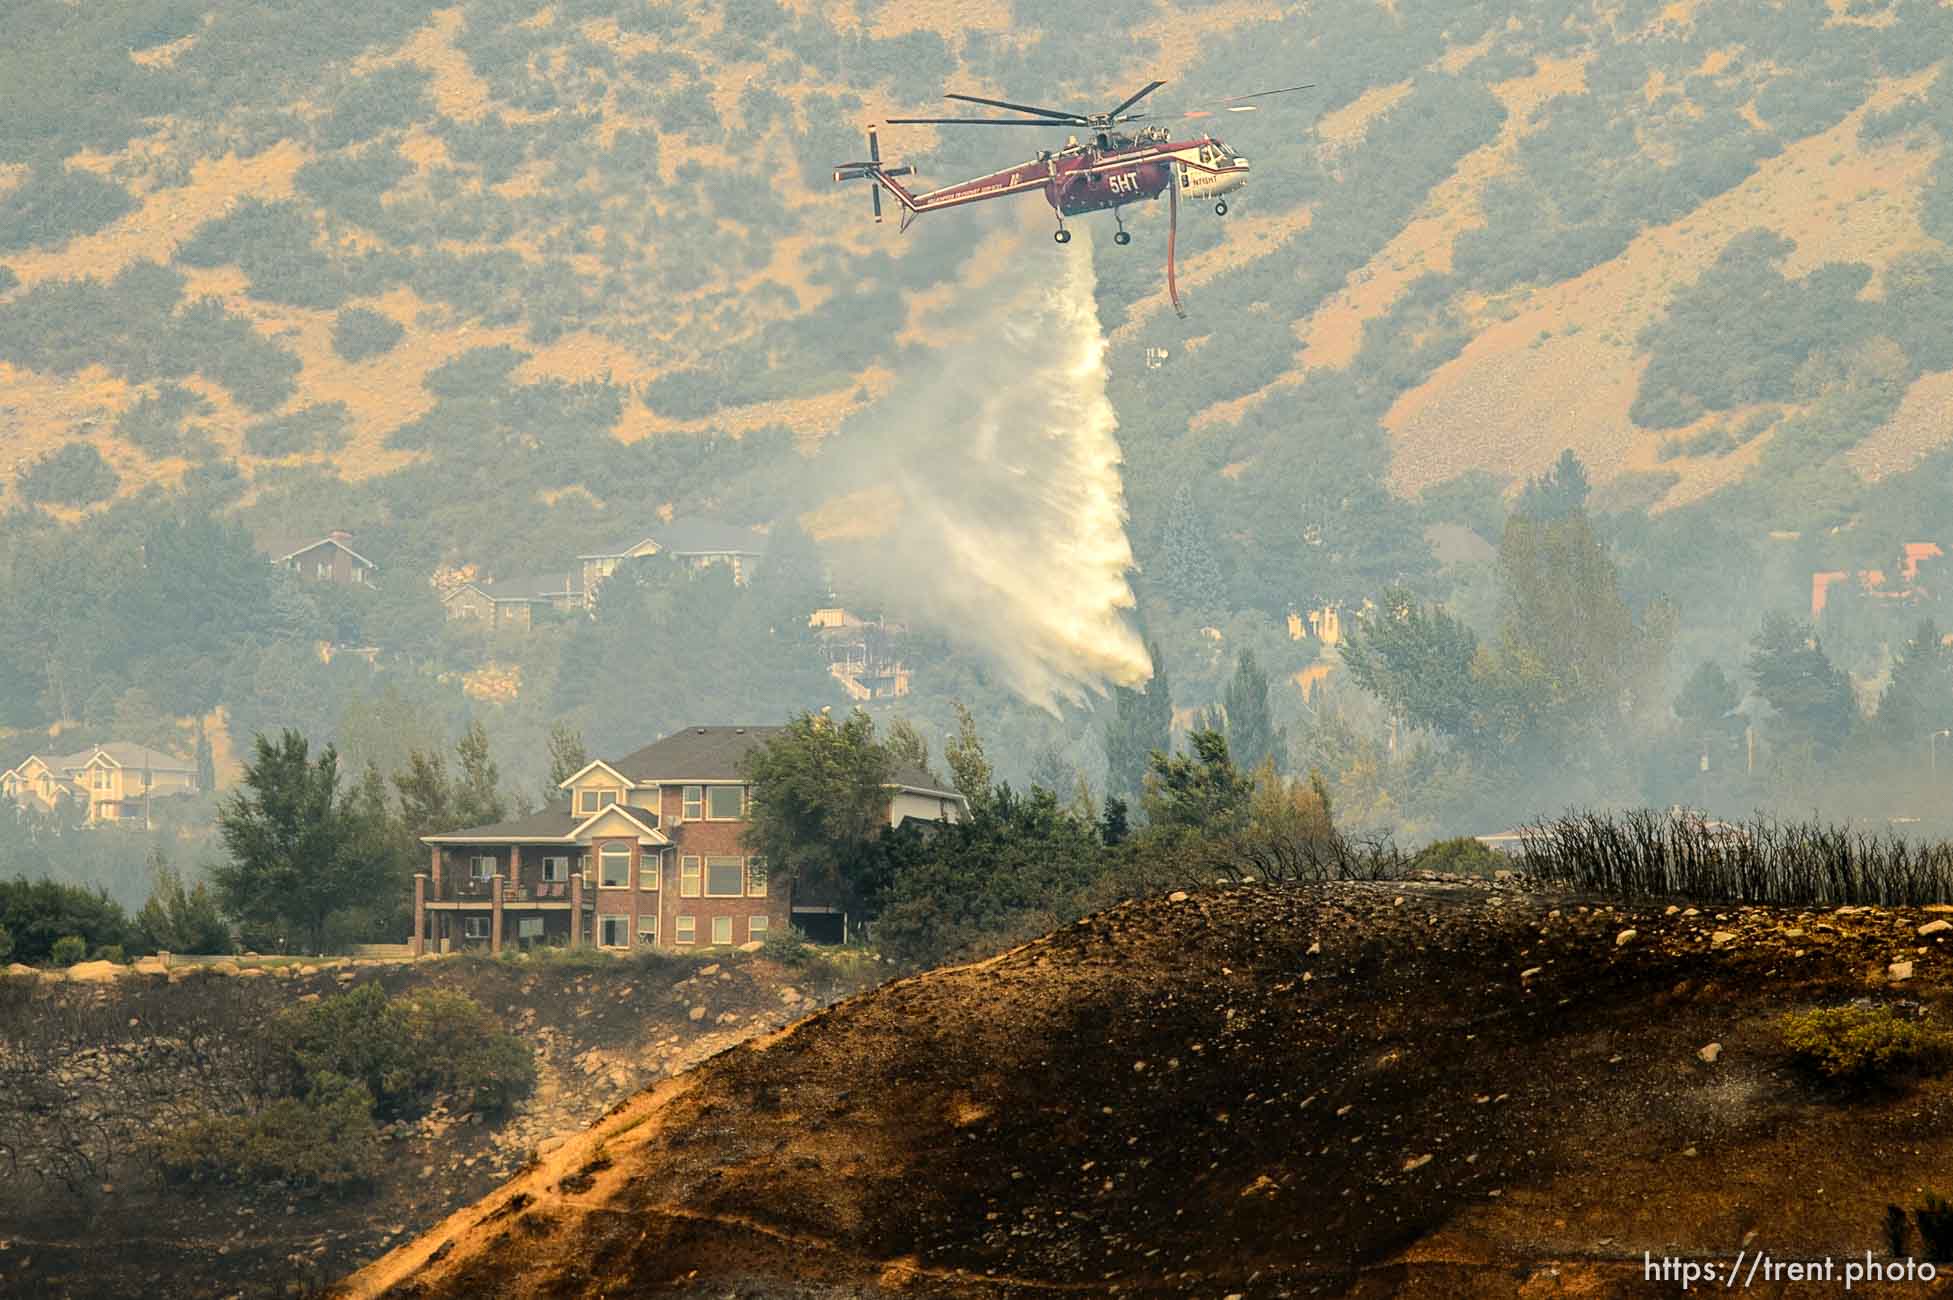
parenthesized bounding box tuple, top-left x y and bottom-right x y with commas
(337, 877, 1953, 1298)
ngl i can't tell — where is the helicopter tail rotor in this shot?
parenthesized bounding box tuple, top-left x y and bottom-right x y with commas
(833, 128, 915, 224)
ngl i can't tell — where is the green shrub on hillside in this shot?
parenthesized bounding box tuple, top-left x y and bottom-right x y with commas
(315, 64, 431, 151)
(19, 443, 118, 507)
(0, 925, 11, 962)
(155, 1072, 381, 1190)
(0, 166, 137, 255)
(269, 982, 535, 1118)
(114, 384, 214, 458)
(49, 935, 87, 966)
(1781, 1005, 1953, 1083)
(244, 403, 350, 458)
(331, 306, 405, 362)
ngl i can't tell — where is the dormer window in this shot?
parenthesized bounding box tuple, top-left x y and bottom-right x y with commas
(577, 788, 620, 815)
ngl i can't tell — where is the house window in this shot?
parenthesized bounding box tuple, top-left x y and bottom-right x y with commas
(517, 916, 543, 939)
(675, 915, 696, 945)
(680, 855, 701, 897)
(712, 916, 733, 946)
(93, 768, 111, 791)
(682, 785, 703, 820)
(464, 916, 490, 939)
(748, 915, 769, 942)
(598, 914, 629, 948)
(541, 856, 570, 883)
(705, 857, 744, 897)
(637, 915, 657, 945)
(746, 858, 767, 898)
(706, 785, 745, 819)
(316, 560, 331, 579)
(599, 845, 631, 888)
(469, 855, 497, 882)
(577, 788, 619, 815)
(639, 852, 659, 891)
(353, 567, 366, 584)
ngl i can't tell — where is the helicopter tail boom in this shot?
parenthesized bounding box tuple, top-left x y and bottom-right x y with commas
(832, 128, 917, 223)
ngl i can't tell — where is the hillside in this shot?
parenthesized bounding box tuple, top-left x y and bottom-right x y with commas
(0, 947, 873, 1300)
(3, 1, 1950, 553)
(336, 878, 1953, 1297)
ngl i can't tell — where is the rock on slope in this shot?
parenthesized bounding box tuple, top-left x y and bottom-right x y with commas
(334, 881, 1953, 1297)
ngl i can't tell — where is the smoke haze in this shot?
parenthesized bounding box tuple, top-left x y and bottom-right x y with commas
(817, 223, 1154, 709)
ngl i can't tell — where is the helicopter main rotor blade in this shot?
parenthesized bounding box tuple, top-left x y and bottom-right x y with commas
(884, 116, 1075, 126)
(943, 91, 1084, 122)
(1124, 82, 1315, 122)
(1106, 79, 1167, 119)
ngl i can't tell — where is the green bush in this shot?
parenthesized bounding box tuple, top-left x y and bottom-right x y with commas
(0, 166, 137, 255)
(50, 935, 87, 966)
(0, 924, 12, 963)
(269, 982, 535, 1118)
(155, 1072, 381, 1190)
(330, 306, 405, 363)
(93, 943, 125, 964)
(243, 402, 350, 457)
(1781, 1005, 1953, 1083)
(1409, 836, 1509, 876)
(759, 929, 817, 967)
(19, 443, 118, 507)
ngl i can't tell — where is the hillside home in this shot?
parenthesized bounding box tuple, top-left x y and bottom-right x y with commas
(1810, 541, 1943, 618)
(264, 530, 377, 585)
(577, 520, 768, 603)
(1, 743, 200, 826)
(443, 573, 584, 630)
(412, 725, 964, 955)
(811, 609, 911, 700)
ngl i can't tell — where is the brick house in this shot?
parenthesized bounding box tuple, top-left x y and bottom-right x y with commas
(411, 725, 964, 955)
(264, 530, 378, 585)
(1, 742, 200, 825)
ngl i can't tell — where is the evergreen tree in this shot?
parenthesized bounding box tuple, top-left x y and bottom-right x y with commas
(1221, 648, 1285, 775)
(1875, 621, 1953, 748)
(454, 720, 511, 826)
(194, 717, 216, 793)
(1514, 448, 1592, 522)
(211, 730, 394, 954)
(1675, 660, 1742, 741)
(944, 702, 994, 810)
(1159, 483, 1226, 618)
(1747, 613, 1857, 757)
(1103, 640, 1172, 803)
(1141, 730, 1254, 836)
(543, 720, 590, 804)
(884, 717, 934, 782)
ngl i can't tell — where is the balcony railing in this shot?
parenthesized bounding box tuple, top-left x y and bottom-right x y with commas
(432, 876, 582, 903)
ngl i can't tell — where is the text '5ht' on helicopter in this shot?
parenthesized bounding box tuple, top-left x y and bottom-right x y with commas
(833, 78, 1310, 317)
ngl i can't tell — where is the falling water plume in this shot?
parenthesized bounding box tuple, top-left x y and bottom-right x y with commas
(816, 223, 1153, 709)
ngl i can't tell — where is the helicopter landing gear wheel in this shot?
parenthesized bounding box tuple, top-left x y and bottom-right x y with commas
(1053, 227, 1071, 244)
(1113, 229, 1131, 246)
(1214, 199, 1229, 216)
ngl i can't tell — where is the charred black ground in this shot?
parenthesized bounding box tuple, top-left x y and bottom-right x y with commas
(343, 877, 1953, 1298)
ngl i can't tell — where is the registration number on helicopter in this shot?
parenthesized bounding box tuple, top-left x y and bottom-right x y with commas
(1106, 171, 1140, 195)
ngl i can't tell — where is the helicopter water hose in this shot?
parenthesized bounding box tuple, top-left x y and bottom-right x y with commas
(1167, 168, 1186, 319)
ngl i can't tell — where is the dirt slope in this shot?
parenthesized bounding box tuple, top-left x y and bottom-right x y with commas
(333, 879, 1953, 1298)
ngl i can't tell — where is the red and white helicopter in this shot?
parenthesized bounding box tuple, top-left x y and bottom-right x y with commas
(833, 79, 1310, 316)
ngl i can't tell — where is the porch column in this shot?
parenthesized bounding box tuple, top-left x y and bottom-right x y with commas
(509, 842, 521, 895)
(491, 875, 504, 954)
(569, 870, 584, 947)
(430, 844, 442, 894)
(412, 874, 426, 957)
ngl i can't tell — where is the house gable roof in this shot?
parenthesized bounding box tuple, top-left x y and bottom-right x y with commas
(265, 533, 379, 571)
(577, 535, 663, 562)
(557, 759, 635, 789)
(570, 803, 667, 844)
